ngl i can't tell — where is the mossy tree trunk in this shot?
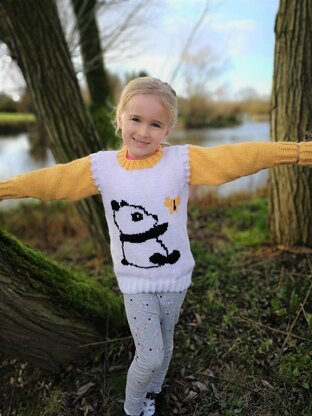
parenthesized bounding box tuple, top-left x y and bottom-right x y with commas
(0, 228, 125, 372)
(269, 0, 312, 246)
(0, 0, 111, 259)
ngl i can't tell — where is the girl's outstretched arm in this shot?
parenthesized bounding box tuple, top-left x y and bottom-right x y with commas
(189, 141, 312, 186)
(0, 156, 99, 201)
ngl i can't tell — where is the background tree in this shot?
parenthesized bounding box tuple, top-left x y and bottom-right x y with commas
(71, 0, 112, 107)
(71, 0, 117, 149)
(0, 0, 111, 259)
(269, 0, 312, 246)
(178, 46, 227, 128)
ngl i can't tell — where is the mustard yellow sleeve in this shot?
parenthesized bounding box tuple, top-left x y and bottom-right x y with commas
(0, 155, 100, 201)
(188, 141, 312, 186)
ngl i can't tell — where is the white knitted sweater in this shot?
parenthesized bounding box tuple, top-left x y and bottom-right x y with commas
(91, 145, 195, 294)
(2, 140, 307, 292)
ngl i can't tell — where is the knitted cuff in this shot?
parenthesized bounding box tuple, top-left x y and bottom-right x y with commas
(276, 142, 298, 164)
(0, 180, 19, 200)
(298, 142, 312, 165)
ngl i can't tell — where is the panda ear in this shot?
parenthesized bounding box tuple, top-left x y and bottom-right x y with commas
(120, 200, 128, 207)
(111, 200, 120, 211)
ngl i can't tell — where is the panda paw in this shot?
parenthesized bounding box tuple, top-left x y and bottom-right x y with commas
(149, 253, 167, 266)
(150, 250, 180, 266)
(167, 250, 180, 264)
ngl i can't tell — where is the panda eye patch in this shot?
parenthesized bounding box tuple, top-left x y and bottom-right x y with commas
(131, 212, 143, 222)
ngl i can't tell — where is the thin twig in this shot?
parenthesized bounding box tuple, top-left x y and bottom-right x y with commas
(282, 279, 312, 350)
(102, 1, 145, 52)
(169, 0, 210, 84)
(277, 244, 312, 254)
(235, 316, 312, 343)
(78, 335, 132, 348)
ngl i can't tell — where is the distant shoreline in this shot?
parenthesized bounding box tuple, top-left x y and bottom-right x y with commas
(0, 112, 36, 135)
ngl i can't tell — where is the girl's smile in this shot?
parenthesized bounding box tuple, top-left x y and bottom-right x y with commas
(121, 94, 171, 160)
(132, 137, 150, 146)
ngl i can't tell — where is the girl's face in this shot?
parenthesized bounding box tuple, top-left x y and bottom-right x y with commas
(120, 94, 171, 160)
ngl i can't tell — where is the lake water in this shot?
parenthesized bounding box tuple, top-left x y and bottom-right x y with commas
(0, 121, 270, 207)
(170, 121, 270, 200)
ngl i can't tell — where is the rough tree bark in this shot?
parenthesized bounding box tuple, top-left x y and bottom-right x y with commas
(0, 227, 125, 372)
(269, 0, 312, 246)
(0, 0, 111, 259)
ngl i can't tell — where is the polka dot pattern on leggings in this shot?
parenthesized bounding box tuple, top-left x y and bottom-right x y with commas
(123, 290, 187, 415)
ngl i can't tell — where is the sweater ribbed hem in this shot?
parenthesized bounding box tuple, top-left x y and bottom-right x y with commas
(117, 271, 192, 294)
(299, 142, 312, 165)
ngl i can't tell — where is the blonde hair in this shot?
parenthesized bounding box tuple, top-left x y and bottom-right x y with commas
(114, 77, 177, 135)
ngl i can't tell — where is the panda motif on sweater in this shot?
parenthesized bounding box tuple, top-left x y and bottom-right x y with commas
(111, 200, 180, 269)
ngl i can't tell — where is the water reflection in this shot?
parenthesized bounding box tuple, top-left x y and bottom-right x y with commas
(0, 122, 270, 207)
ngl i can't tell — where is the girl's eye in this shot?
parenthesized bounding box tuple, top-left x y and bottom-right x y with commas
(152, 123, 161, 128)
(131, 117, 140, 122)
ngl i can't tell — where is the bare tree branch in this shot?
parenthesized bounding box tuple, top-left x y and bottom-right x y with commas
(101, 2, 145, 52)
(170, 0, 210, 84)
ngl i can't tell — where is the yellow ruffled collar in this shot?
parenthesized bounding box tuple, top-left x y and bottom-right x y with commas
(117, 146, 163, 170)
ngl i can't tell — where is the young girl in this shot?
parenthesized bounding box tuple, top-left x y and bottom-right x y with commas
(0, 77, 311, 416)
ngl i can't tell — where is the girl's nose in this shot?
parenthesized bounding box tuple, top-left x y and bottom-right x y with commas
(138, 123, 149, 137)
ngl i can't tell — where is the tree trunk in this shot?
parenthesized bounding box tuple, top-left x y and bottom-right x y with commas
(269, 0, 312, 246)
(71, 0, 112, 107)
(71, 0, 118, 149)
(0, 0, 111, 259)
(0, 228, 125, 372)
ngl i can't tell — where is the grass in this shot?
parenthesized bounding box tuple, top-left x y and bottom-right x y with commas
(0, 112, 36, 124)
(0, 112, 36, 135)
(0, 198, 312, 415)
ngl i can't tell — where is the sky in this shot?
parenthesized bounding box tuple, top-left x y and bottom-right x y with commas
(0, 0, 280, 101)
(105, 0, 280, 99)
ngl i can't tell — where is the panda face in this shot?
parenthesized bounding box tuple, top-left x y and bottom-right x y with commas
(113, 204, 158, 235)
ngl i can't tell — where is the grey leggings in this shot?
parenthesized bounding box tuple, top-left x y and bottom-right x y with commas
(123, 290, 187, 416)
